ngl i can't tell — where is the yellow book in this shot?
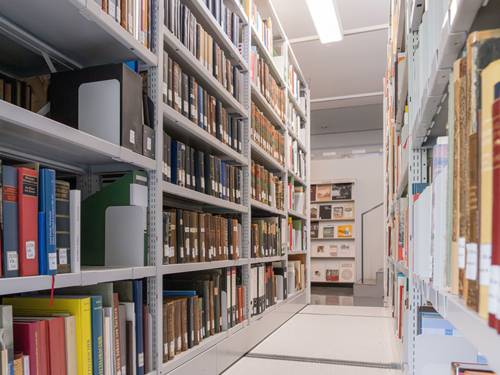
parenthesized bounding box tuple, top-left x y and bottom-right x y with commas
(479, 59, 500, 319)
(336, 225, 353, 238)
(4, 296, 92, 375)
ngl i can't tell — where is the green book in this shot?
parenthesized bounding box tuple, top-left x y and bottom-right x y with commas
(82, 171, 148, 266)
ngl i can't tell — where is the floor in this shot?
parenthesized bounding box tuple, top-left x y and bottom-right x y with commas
(311, 286, 384, 307)
(224, 305, 403, 375)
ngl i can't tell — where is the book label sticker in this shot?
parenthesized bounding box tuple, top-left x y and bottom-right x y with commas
(7, 251, 18, 271)
(169, 342, 174, 356)
(465, 243, 478, 280)
(480, 244, 492, 286)
(458, 237, 466, 269)
(146, 137, 152, 151)
(58, 248, 68, 265)
(138, 353, 144, 368)
(129, 129, 136, 145)
(48, 252, 57, 270)
(25, 241, 35, 259)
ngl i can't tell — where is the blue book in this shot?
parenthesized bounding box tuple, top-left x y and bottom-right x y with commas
(89, 295, 104, 375)
(133, 280, 144, 375)
(163, 290, 197, 297)
(39, 169, 57, 275)
(2, 166, 19, 277)
(170, 140, 178, 185)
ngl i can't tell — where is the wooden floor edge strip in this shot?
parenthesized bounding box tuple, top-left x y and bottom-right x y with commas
(245, 352, 402, 370)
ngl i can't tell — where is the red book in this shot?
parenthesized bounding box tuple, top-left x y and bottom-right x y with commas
(46, 317, 66, 375)
(491, 87, 500, 329)
(13, 321, 41, 375)
(38, 320, 49, 375)
(17, 167, 38, 276)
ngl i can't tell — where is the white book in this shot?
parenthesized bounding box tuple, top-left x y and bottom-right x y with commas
(64, 316, 78, 375)
(22, 356, 29, 375)
(103, 308, 113, 375)
(69, 190, 81, 273)
(121, 302, 136, 375)
(145, 309, 153, 372)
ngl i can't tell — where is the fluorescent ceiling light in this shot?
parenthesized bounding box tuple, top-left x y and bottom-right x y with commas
(306, 0, 343, 44)
(351, 149, 366, 155)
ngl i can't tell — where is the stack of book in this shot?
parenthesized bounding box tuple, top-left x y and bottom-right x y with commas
(0, 279, 149, 375)
(163, 267, 246, 362)
(100, 0, 152, 48)
(164, 134, 243, 204)
(251, 217, 285, 258)
(162, 209, 241, 264)
(251, 161, 284, 210)
(165, 0, 243, 99)
(0, 161, 81, 278)
(250, 262, 287, 317)
(288, 185, 305, 214)
(163, 52, 242, 114)
(250, 47, 285, 122)
(251, 102, 285, 165)
(288, 218, 306, 252)
(289, 140, 306, 180)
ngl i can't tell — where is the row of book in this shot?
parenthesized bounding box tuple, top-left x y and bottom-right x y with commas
(311, 183, 353, 202)
(288, 184, 305, 215)
(289, 140, 306, 180)
(310, 202, 354, 221)
(164, 0, 243, 96)
(246, 1, 273, 54)
(250, 46, 286, 122)
(163, 52, 244, 148)
(287, 64, 303, 102)
(0, 279, 149, 375)
(0, 74, 47, 114)
(311, 241, 355, 258)
(251, 102, 285, 165)
(251, 161, 284, 210)
(251, 217, 286, 258)
(287, 103, 306, 144)
(287, 260, 305, 295)
(250, 262, 286, 317)
(162, 209, 242, 264)
(288, 218, 306, 253)
(311, 223, 354, 240)
(163, 267, 246, 362)
(164, 133, 243, 204)
(98, 0, 152, 49)
(201, 0, 243, 49)
(0, 162, 80, 278)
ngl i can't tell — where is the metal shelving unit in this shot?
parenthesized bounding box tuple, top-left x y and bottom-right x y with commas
(0, 0, 310, 374)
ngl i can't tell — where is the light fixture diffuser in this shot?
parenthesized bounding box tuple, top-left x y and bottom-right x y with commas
(306, 0, 344, 44)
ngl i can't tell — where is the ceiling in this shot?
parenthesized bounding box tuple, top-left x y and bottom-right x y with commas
(271, 0, 390, 138)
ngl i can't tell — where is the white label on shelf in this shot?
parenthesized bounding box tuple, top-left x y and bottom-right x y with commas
(129, 129, 136, 145)
(480, 244, 492, 286)
(6, 251, 18, 271)
(458, 237, 466, 269)
(25, 241, 36, 259)
(491, 265, 500, 316)
(48, 253, 57, 270)
(58, 248, 68, 265)
(146, 137, 152, 151)
(465, 243, 478, 280)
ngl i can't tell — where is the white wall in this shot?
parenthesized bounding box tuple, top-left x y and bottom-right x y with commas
(311, 154, 384, 283)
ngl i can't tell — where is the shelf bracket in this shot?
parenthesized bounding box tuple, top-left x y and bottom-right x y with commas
(41, 51, 57, 74)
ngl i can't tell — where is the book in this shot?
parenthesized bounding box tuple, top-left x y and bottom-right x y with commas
(56, 180, 71, 273)
(17, 167, 38, 276)
(39, 168, 57, 275)
(0, 306, 13, 374)
(319, 205, 332, 220)
(492, 79, 500, 328)
(315, 184, 331, 202)
(64, 316, 78, 375)
(2, 165, 19, 277)
(5, 296, 93, 375)
(69, 190, 81, 274)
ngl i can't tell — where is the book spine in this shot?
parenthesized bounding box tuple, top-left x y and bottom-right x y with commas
(56, 180, 71, 273)
(133, 280, 144, 375)
(2, 165, 19, 277)
(17, 167, 38, 276)
(69, 190, 81, 274)
(492, 88, 500, 328)
(44, 169, 57, 275)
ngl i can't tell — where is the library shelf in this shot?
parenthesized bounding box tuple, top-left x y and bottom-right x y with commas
(159, 320, 249, 375)
(250, 26, 286, 88)
(80, 266, 156, 286)
(250, 198, 287, 217)
(311, 218, 355, 222)
(163, 103, 248, 165)
(0, 100, 156, 173)
(249, 255, 287, 264)
(287, 88, 307, 121)
(185, 0, 248, 71)
(0, 272, 82, 296)
(288, 169, 306, 186)
(311, 256, 355, 259)
(288, 209, 307, 220)
(250, 140, 285, 172)
(289, 250, 308, 256)
(0, 0, 157, 70)
(250, 298, 287, 322)
(163, 181, 248, 214)
(395, 57, 408, 129)
(159, 259, 248, 275)
(163, 26, 248, 118)
(417, 277, 500, 374)
(251, 83, 286, 132)
(287, 128, 307, 152)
